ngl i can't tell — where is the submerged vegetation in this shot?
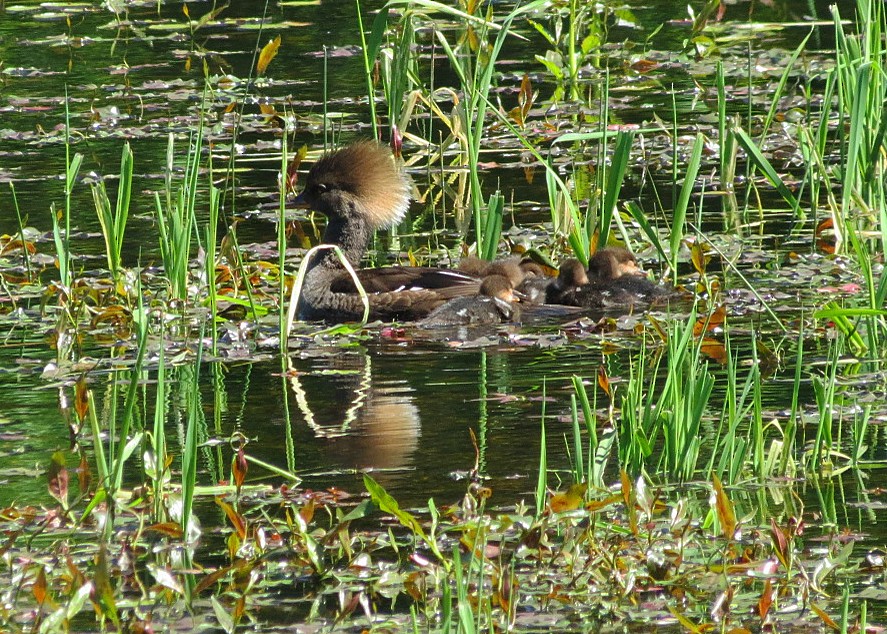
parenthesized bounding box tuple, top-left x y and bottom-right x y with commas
(1, 0, 886, 631)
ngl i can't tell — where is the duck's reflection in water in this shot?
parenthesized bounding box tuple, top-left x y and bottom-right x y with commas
(287, 353, 420, 485)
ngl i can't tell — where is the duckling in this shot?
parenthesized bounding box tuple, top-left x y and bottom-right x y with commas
(547, 248, 672, 310)
(293, 141, 480, 322)
(514, 259, 554, 304)
(419, 274, 519, 327)
(458, 256, 552, 304)
(545, 258, 590, 305)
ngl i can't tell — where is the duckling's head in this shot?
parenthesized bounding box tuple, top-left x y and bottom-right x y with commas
(557, 259, 590, 287)
(480, 274, 517, 304)
(294, 141, 411, 229)
(588, 247, 642, 281)
(486, 260, 525, 288)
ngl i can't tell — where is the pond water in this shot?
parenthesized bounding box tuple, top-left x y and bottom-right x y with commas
(1, 0, 886, 630)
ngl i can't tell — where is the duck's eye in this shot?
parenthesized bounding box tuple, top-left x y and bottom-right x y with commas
(311, 183, 330, 195)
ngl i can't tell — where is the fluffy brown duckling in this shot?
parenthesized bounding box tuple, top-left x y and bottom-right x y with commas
(419, 274, 519, 327)
(293, 141, 480, 322)
(547, 247, 672, 310)
(458, 256, 552, 304)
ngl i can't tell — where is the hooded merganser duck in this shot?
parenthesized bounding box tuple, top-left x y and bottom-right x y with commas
(419, 274, 519, 327)
(293, 141, 480, 322)
(547, 247, 672, 309)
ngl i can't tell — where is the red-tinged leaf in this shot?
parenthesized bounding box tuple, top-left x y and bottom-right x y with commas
(286, 145, 308, 195)
(700, 338, 727, 364)
(145, 522, 185, 538)
(815, 217, 836, 254)
(770, 517, 789, 568)
(597, 365, 611, 396)
(809, 601, 840, 630)
(74, 376, 89, 422)
(620, 470, 638, 535)
(518, 73, 534, 121)
(0, 239, 37, 256)
(629, 58, 661, 73)
(523, 162, 536, 184)
(256, 35, 281, 75)
(232, 447, 247, 491)
(48, 451, 68, 509)
(693, 305, 726, 337)
(390, 125, 402, 158)
(757, 578, 773, 619)
(32, 566, 49, 606)
(195, 564, 234, 595)
(66, 552, 87, 587)
(299, 497, 316, 524)
(216, 496, 247, 540)
(76, 453, 91, 494)
(712, 473, 736, 539)
(233, 593, 247, 625)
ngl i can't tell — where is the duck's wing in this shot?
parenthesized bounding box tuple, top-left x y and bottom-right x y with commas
(331, 266, 481, 297)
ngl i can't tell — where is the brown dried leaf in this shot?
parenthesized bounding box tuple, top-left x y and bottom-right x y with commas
(216, 496, 247, 540)
(232, 447, 247, 491)
(597, 364, 611, 396)
(757, 578, 773, 619)
(809, 601, 839, 630)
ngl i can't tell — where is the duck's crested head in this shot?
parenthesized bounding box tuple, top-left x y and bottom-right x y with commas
(296, 141, 411, 229)
(588, 247, 641, 280)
